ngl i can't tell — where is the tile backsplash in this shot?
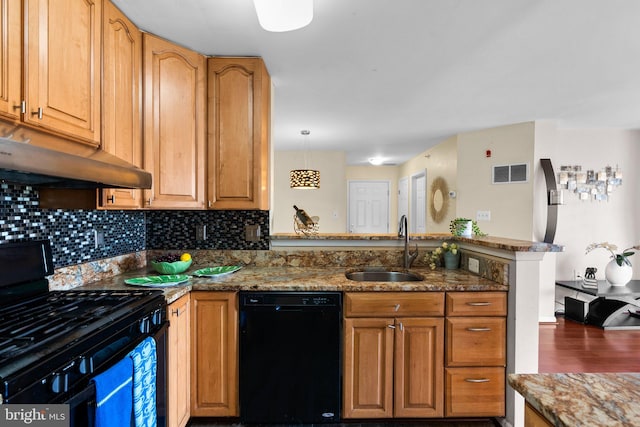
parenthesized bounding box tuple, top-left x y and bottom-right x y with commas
(0, 183, 269, 268)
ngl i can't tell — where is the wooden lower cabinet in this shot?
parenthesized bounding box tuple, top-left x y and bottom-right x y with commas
(343, 301, 444, 418)
(444, 292, 507, 418)
(525, 402, 554, 427)
(190, 292, 238, 417)
(167, 294, 190, 427)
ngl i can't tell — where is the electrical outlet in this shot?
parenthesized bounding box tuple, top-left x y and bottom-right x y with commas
(196, 224, 207, 241)
(476, 210, 491, 221)
(94, 229, 105, 248)
(468, 257, 480, 274)
(245, 224, 261, 242)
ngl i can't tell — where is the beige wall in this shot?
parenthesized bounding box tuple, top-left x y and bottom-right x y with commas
(271, 150, 347, 233)
(457, 122, 536, 240)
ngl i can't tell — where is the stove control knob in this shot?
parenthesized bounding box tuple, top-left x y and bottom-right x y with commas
(152, 309, 163, 325)
(139, 316, 150, 334)
(78, 356, 94, 375)
(51, 372, 69, 394)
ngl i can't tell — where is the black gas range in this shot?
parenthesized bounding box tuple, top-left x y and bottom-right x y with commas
(0, 240, 167, 426)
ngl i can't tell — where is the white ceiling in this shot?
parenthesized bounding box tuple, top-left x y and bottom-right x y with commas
(112, 0, 640, 165)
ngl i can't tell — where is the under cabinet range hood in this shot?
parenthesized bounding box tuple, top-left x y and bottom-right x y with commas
(0, 136, 152, 189)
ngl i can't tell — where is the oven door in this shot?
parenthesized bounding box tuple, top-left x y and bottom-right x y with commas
(64, 323, 168, 427)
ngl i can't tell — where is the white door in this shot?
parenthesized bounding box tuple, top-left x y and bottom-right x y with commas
(411, 171, 427, 233)
(348, 181, 390, 233)
(398, 177, 409, 226)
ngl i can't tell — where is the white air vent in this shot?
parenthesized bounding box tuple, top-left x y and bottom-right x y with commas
(492, 163, 529, 184)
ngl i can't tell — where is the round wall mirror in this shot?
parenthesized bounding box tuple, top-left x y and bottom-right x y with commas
(430, 177, 449, 223)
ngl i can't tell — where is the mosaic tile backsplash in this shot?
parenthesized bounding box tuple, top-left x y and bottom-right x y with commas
(0, 183, 269, 268)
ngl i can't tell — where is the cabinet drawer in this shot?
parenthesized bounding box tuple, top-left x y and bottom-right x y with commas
(345, 292, 444, 317)
(446, 317, 506, 366)
(445, 367, 505, 417)
(446, 292, 507, 316)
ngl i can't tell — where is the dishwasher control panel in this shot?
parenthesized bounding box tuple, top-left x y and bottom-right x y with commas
(240, 292, 342, 308)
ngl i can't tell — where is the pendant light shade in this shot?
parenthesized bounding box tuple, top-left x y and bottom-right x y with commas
(290, 130, 320, 189)
(290, 169, 320, 189)
(253, 0, 313, 32)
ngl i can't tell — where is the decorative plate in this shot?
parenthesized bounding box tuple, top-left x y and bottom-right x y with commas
(193, 266, 242, 277)
(124, 274, 190, 287)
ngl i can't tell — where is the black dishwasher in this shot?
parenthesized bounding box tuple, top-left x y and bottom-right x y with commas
(239, 291, 342, 424)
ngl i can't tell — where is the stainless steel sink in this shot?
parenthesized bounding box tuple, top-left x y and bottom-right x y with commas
(345, 270, 424, 282)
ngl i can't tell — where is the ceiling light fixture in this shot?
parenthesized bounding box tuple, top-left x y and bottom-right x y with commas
(253, 0, 313, 32)
(368, 157, 384, 166)
(290, 130, 320, 190)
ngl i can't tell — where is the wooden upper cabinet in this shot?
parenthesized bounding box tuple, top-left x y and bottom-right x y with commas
(207, 57, 270, 210)
(0, 0, 22, 120)
(100, 0, 143, 209)
(24, 0, 101, 146)
(143, 34, 206, 209)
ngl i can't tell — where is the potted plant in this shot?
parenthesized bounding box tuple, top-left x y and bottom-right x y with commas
(585, 242, 640, 286)
(427, 241, 460, 270)
(449, 218, 486, 237)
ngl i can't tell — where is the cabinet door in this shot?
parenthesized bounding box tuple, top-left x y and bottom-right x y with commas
(394, 317, 444, 417)
(100, 0, 143, 209)
(167, 294, 190, 427)
(143, 34, 206, 209)
(0, 0, 21, 120)
(207, 57, 270, 210)
(343, 317, 394, 418)
(25, 0, 101, 145)
(190, 292, 238, 417)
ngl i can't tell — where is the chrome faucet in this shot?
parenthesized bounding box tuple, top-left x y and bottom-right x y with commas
(398, 215, 418, 270)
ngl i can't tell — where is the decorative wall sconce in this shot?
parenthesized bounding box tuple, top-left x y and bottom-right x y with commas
(558, 164, 622, 201)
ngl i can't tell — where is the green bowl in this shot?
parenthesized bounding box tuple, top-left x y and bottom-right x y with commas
(151, 259, 192, 274)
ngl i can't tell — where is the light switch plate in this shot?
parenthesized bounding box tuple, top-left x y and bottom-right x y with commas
(476, 210, 491, 221)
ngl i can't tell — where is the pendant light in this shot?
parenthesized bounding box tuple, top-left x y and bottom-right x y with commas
(290, 130, 320, 189)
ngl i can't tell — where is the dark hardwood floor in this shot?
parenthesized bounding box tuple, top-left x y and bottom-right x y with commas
(539, 315, 640, 373)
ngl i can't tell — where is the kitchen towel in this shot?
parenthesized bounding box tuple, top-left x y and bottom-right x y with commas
(129, 337, 157, 427)
(91, 356, 133, 427)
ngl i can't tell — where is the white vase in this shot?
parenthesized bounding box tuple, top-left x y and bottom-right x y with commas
(604, 259, 632, 286)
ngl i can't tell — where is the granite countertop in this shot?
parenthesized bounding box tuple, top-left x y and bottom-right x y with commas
(508, 373, 640, 426)
(76, 265, 508, 304)
(270, 233, 564, 252)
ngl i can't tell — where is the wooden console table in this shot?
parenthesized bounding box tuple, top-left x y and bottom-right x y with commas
(556, 280, 640, 330)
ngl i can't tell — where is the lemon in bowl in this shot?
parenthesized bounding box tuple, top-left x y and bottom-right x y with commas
(151, 253, 193, 274)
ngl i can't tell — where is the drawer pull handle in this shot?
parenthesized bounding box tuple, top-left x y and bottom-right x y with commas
(171, 308, 183, 317)
(394, 304, 400, 312)
(467, 327, 492, 332)
(387, 324, 396, 329)
(465, 378, 490, 383)
(467, 302, 491, 306)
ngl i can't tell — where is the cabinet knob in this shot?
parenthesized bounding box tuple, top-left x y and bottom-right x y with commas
(31, 107, 43, 120)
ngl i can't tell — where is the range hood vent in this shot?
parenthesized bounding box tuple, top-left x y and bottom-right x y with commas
(0, 136, 151, 189)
